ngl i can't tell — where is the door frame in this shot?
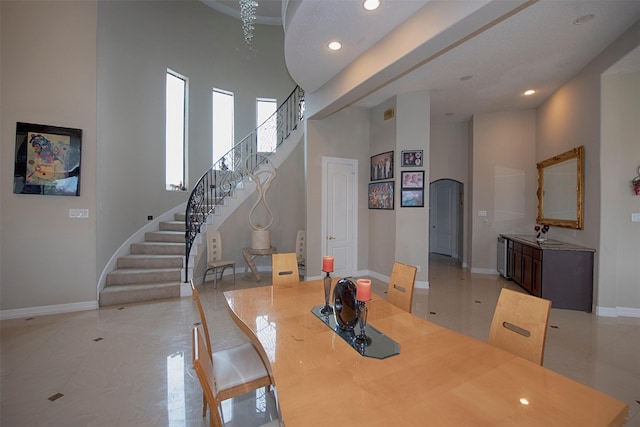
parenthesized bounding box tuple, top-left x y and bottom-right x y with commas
(429, 178, 463, 260)
(321, 156, 358, 276)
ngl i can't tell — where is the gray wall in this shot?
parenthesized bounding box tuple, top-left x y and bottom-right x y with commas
(217, 140, 306, 271)
(96, 1, 295, 275)
(395, 91, 429, 283)
(1, 0, 295, 314)
(537, 21, 639, 314)
(1, 1, 98, 311)
(470, 110, 537, 274)
(306, 107, 371, 277)
(2, 2, 637, 316)
(601, 71, 640, 312)
(368, 98, 397, 278)
(306, 92, 430, 284)
(430, 122, 470, 267)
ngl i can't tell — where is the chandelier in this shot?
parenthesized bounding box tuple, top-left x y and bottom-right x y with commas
(239, 0, 258, 49)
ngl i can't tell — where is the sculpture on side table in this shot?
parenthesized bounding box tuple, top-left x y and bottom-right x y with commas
(247, 155, 277, 250)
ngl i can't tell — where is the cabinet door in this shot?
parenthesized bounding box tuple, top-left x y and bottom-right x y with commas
(522, 253, 533, 293)
(513, 249, 523, 285)
(507, 247, 515, 279)
(532, 258, 542, 297)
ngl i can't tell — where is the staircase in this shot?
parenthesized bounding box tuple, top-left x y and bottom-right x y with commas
(99, 213, 186, 306)
(98, 86, 305, 307)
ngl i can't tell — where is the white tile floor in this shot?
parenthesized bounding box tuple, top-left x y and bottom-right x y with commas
(1, 254, 639, 426)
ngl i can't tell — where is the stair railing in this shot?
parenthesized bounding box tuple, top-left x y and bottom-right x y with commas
(185, 86, 305, 281)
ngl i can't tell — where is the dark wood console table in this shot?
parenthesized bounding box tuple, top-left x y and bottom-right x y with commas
(500, 235, 595, 312)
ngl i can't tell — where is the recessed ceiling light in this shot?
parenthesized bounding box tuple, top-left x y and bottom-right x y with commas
(328, 41, 342, 51)
(523, 89, 536, 96)
(364, 0, 380, 11)
(573, 14, 595, 25)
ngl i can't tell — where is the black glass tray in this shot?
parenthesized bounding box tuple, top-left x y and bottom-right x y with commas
(311, 305, 400, 359)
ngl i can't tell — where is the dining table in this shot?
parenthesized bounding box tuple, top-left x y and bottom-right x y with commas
(223, 279, 628, 426)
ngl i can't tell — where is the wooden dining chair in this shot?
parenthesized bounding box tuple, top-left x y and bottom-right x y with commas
(271, 253, 300, 286)
(203, 230, 235, 288)
(488, 287, 552, 365)
(386, 261, 417, 313)
(193, 328, 280, 427)
(190, 280, 272, 419)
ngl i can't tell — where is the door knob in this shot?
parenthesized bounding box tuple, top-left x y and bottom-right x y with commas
(328, 235, 336, 240)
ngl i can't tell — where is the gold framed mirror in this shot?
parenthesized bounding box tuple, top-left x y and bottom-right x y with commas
(536, 146, 584, 229)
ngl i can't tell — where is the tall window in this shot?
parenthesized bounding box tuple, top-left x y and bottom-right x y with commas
(212, 88, 234, 169)
(166, 70, 187, 191)
(257, 98, 277, 153)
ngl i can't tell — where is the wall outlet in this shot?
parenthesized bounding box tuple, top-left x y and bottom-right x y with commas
(632, 213, 640, 222)
(478, 210, 487, 217)
(147, 215, 154, 220)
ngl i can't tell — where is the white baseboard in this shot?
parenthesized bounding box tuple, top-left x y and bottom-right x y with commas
(415, 280, 429, 289)
(0, 300, 98, 320)
(470, 267, 499, 275)
(596, 306, 640, 318)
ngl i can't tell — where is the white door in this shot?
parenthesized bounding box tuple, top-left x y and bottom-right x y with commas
(429, 180, 456, 256)
(322, 157, 357, 278)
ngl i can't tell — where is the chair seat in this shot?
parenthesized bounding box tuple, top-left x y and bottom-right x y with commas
(208, 260, 235, 268)
(212, 342, 269, 391)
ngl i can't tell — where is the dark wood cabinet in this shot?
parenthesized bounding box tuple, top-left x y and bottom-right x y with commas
(507, 240, 515, 281)
(502, 235, 594, 312)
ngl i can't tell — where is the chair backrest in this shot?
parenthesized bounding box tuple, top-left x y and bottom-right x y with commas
(386, 261, 417, 313)
(488, 288, 551, 365)
(206, 230, 224, 264)
(193, 327, 224, 427)
(271, 253, 299, 286)
(190, 280, 212, 360)
(295, 230, 306, 264)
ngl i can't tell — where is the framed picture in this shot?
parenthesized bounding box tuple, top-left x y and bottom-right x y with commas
(401, 189, 424, 207)
(13, 122, 82, 196)
(401, 150, 423, 167)
(370, 151, 394, 181)
(401, 171, 424, 189)
(368, 181, 394, 210)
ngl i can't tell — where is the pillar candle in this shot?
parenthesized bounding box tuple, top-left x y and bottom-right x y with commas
(356, 279, 371, 302)
(322, 256, 334, 273)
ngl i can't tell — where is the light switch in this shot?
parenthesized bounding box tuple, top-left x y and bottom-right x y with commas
(69, 208, 89, 219)
(632, 213, 640, 222)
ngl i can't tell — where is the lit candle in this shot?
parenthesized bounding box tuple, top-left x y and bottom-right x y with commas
(322, 256, 334, 273)
(356, 279, 371, 302)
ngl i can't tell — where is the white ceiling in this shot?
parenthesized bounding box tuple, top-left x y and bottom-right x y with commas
(204, 0, 640, 124)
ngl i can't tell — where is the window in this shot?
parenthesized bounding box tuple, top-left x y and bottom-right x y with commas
(257, 98, 277, 153)
(212, 89, 234, 169)
(166, 70, 187, 191)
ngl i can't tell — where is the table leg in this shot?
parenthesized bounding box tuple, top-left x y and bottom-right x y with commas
(242, 248, 261, 281)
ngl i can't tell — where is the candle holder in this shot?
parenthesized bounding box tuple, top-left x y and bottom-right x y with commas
(320, 271, 333, 314)
(354, 300, 370, 348)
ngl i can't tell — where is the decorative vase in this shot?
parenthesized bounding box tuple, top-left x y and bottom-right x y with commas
(333, 278, 359, 331)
